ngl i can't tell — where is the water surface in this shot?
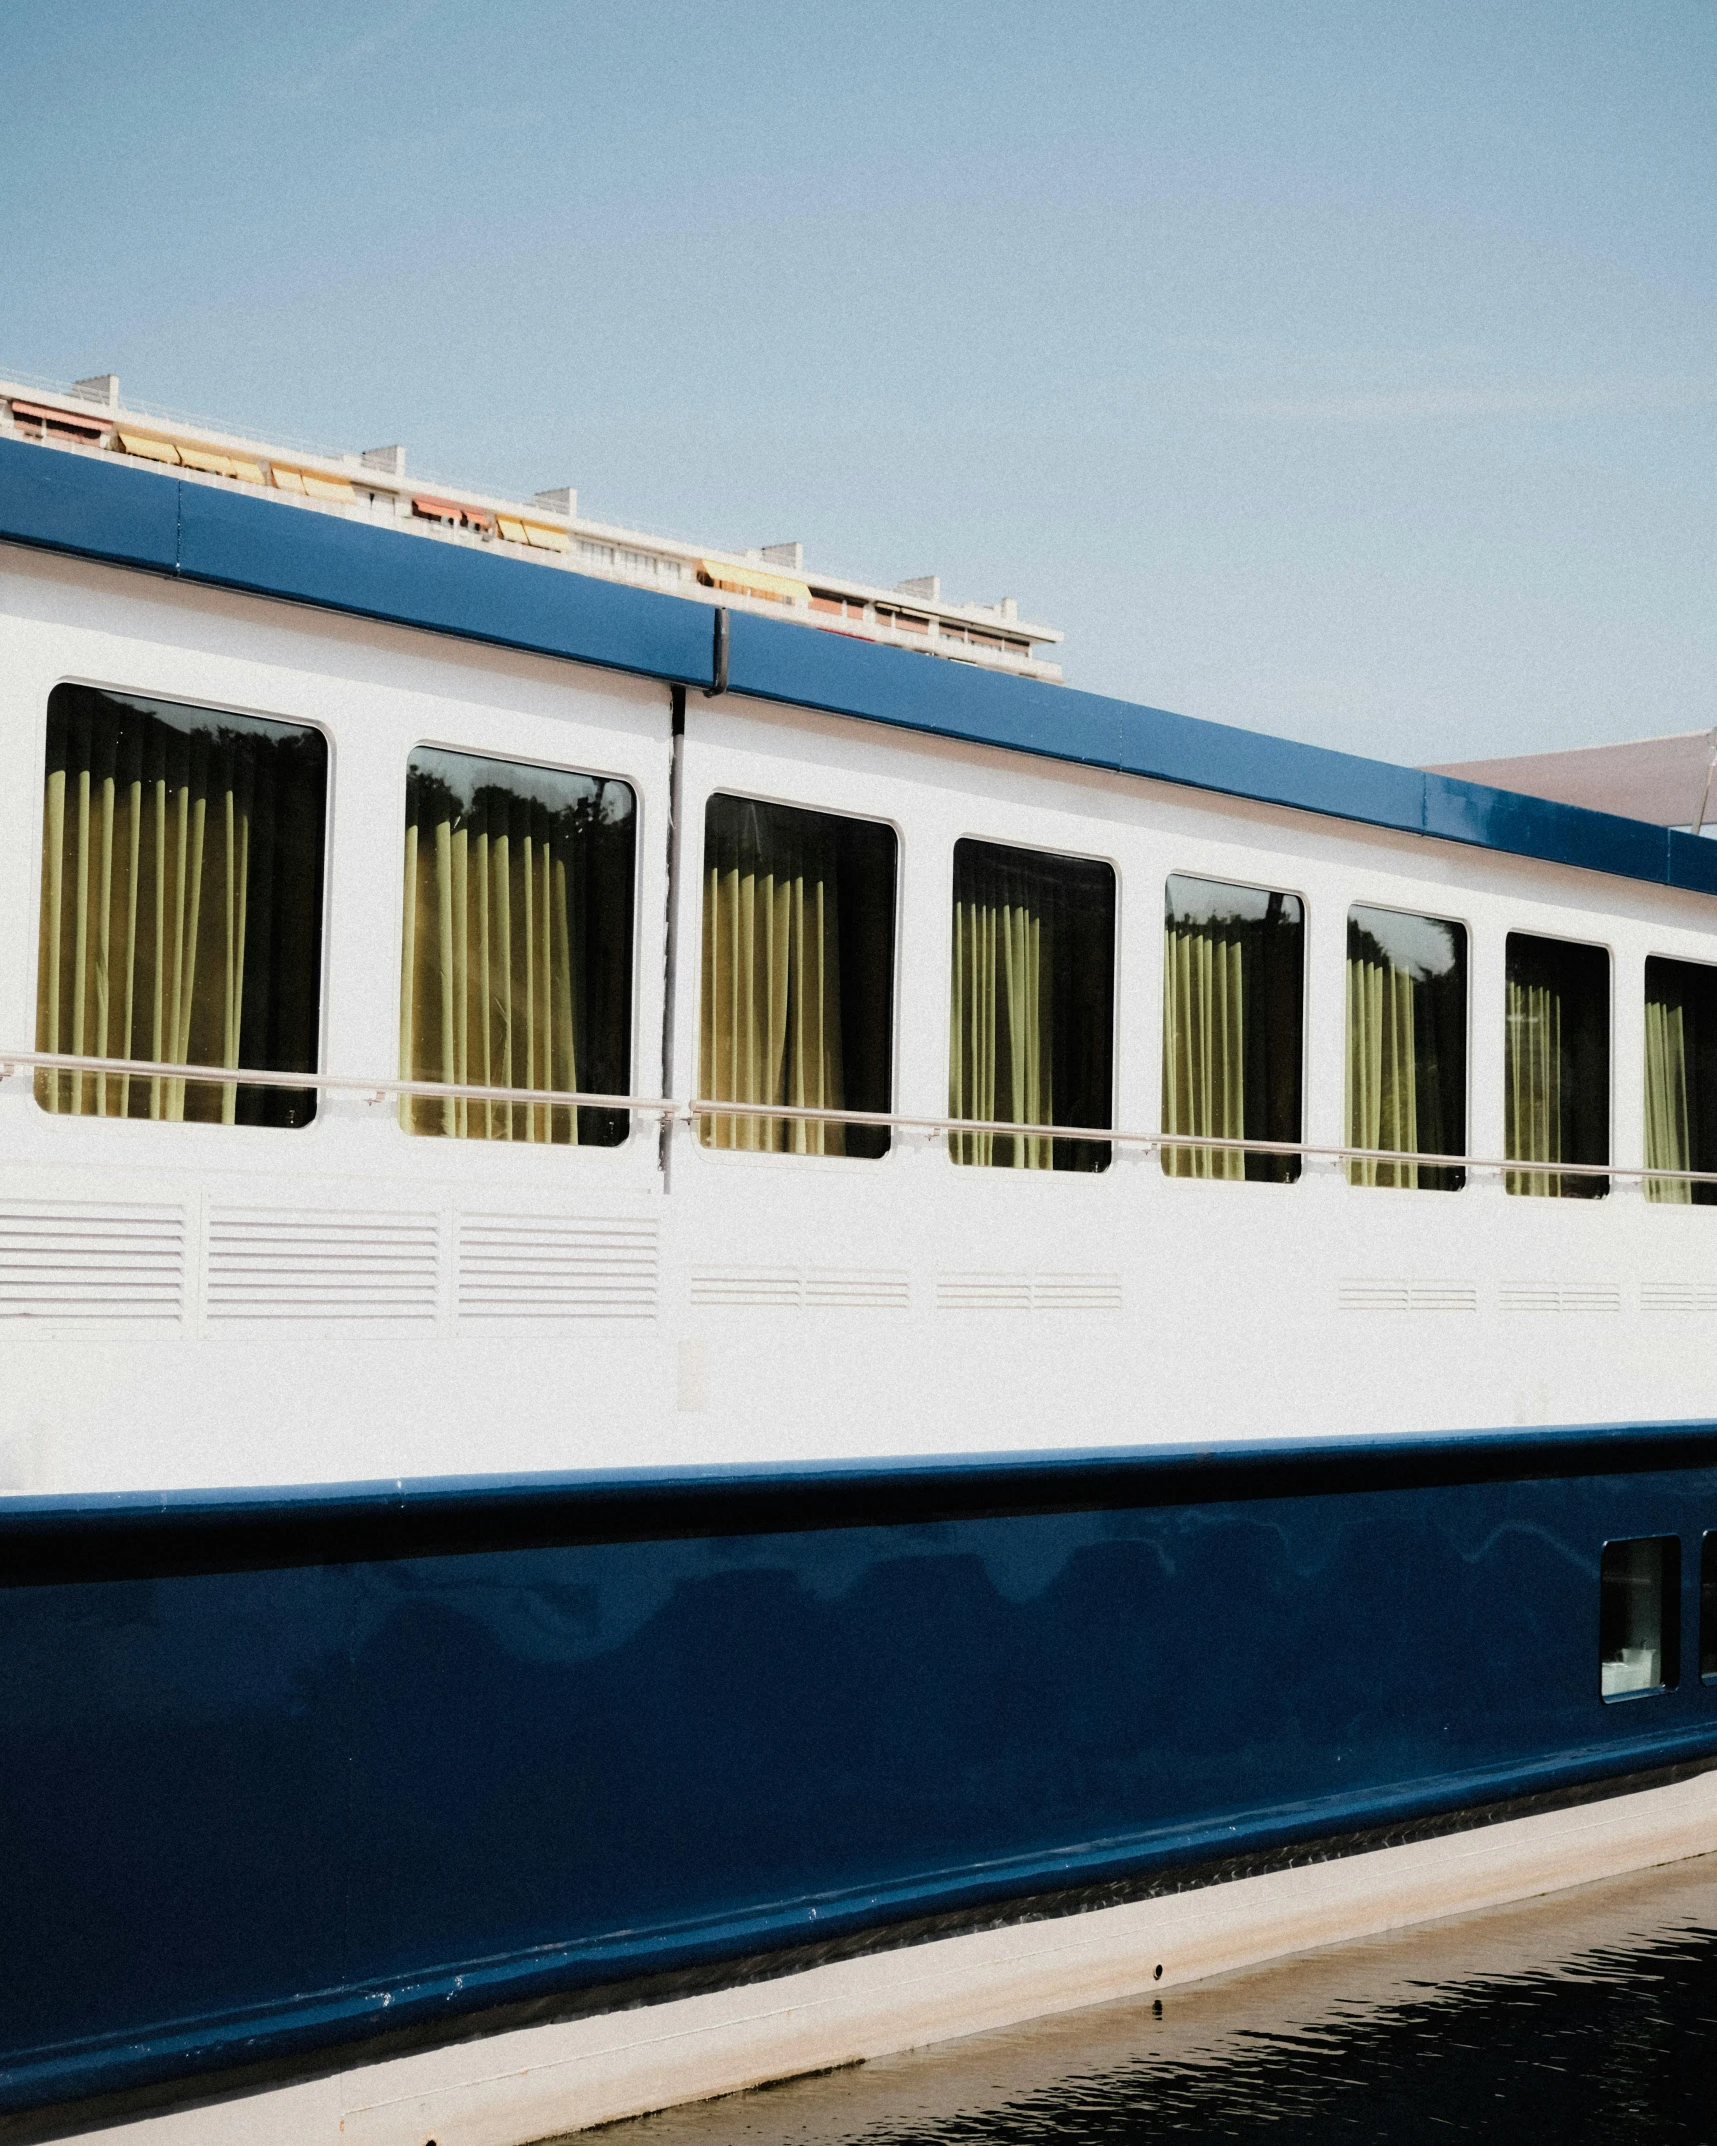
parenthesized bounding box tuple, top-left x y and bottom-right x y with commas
(594, 1854, 1717, 2145)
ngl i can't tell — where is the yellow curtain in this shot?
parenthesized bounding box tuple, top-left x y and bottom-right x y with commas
(37, 708, 251, 1122)
(1162, 916, 1245, 1179)
(1645, 989, 1692, 1204)
(400, 768, 579, 1142)
(949, 851, 1052, 1168)
(699, 798, 844, 1153)
(1506, 974, 1563, 1196)
(1346, 951, 1419, 1186)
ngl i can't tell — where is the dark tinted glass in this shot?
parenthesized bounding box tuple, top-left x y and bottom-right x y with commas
(37, 684, 325, 1127)
(949, 839, 1115, 1173)
(1600, 1536, 1679, 1699)
(1702, 1534, 1717, 1682)
(700, 796, 896, 1159)
(402, 748, 636, 1146)
(1163, 874, 1304, 1183)
(1346, 906, 1466, 1191)
(1645, 956, 1717, 1205)
(1505, 933, 1609, 1199)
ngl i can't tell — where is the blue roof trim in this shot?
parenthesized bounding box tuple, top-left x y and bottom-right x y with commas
(178, 473, 713, 683)
(1, 435, 1709, 902)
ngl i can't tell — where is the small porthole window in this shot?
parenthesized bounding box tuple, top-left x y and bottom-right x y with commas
(1599, 1536, 1679, 1699)
(1701, 1535, 1717, 1683)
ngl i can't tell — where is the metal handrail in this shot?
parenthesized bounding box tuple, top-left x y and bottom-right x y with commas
(0, 1047, 663, 1116)
(4, 1045, 1714, 1186)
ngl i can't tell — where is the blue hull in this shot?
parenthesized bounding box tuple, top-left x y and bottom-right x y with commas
(3, 1425, 1716, 2115)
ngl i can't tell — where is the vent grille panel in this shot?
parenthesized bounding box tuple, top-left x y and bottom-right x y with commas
(1340, 1279, 1476, 1313)
(458, 1218, 658, 1320)
(934, 1272, 1120, 1313)
(207, 1211, 439, 1322)
(690, 1268, 802, 1309)
(1641, 1283, 1717, 1313)
(937, 1273, 1033, 1313)
(0, 1203, 185, 1322)
(1407, 1281, 1478, 1313)
(1501, 1282, 1620, 1314)
(805, 1269, 911, 1311)
(1501, 1283, 1562, 1314)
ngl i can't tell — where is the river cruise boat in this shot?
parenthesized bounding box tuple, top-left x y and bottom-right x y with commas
(2, 373, 1716, 2146)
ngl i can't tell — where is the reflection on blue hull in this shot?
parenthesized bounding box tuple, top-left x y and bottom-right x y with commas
(3, 1428, 1717, 2116)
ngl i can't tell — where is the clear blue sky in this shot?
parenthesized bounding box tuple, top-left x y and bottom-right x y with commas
(5, 2, 1714, 764)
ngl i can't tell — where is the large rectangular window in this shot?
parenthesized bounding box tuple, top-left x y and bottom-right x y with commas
(400, 748, 636, 1146)
(699, 794, 896, 1158)
(1163, 874, 1303, 1182)
(1644, 957, 1717, 1205)
(1346, 906, 1467, 1190)
(948, 839, 1114, 1172)
(36, 684, 325, 1126)
(1505, 933, 1609, 1198)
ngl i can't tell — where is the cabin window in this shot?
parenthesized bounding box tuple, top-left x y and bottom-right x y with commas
(948, 839, 1114, 1172)
(1702, 1536, 1717, 1682)
(1346, 907, 1467, 1190)
(1505, 934, 1609, 1198)
(699, 795, 896, 1158)
(35, 685, 325, 1126)
(1599, 1536, 1679, 1698)
(400, 749, 636, 1146)
(1163, 874, 1303, 1182)
(1644, 957, 1717, 1205)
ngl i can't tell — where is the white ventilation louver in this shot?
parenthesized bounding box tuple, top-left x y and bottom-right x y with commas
(690, 1267, 802, 1309)
(1640, 1283, 1717, 1312)
(936, 1273, 1034, 1313)
(688, 1266, 911, 1310)
(934, 1272, 1121, 1313)
(0, 1202, 186, 1323)
(457, 1216, 658, 1320)
(206, 1209, 439, 1322)
(1407, 1281, 1479, 1313)
(1500, 1282, 1621, 1314)
(1339, 1280, 1478, 1313)
(804, 1268, 911, 1311)
(1556, 1284, 1624, 1314)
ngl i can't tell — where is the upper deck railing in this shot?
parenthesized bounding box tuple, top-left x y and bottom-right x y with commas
(2, 1046, 1707, 1188)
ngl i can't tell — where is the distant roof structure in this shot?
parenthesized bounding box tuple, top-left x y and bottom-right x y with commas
(1429, 731, 1717, 832)
(0, 365, 1063, 683)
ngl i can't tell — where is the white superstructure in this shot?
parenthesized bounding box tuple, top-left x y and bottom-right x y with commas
(2, 529, 1716, 1500)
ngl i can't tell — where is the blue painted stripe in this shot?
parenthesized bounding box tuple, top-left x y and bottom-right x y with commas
(0, 436, 1708, 900)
